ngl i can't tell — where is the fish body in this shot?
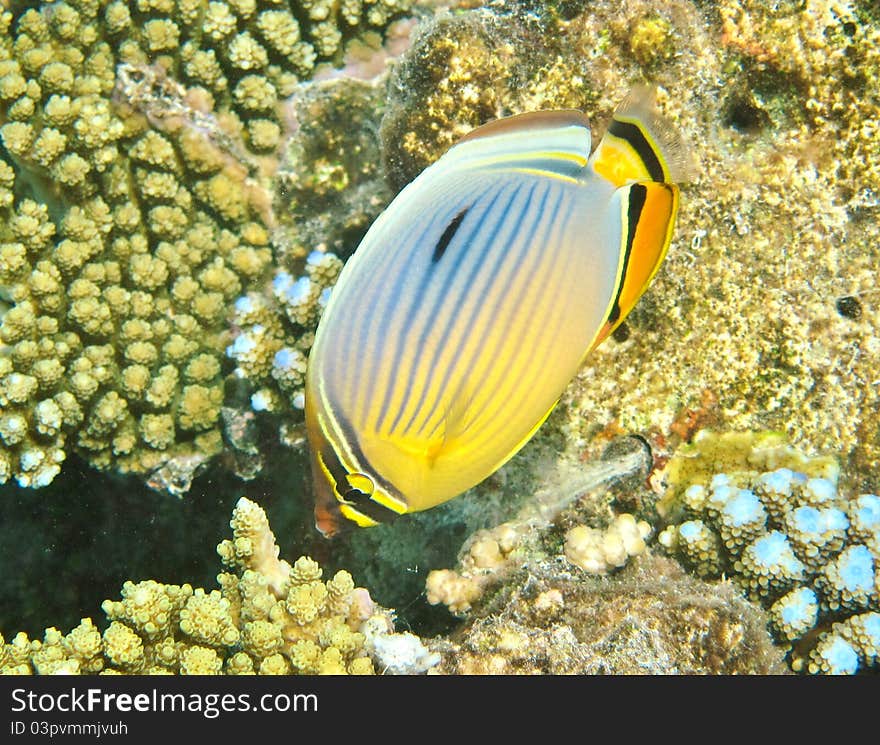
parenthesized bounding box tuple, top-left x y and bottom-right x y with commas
(305, 87, 689, 536)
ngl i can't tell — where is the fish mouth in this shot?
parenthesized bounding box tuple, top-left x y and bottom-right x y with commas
(314, 497, 347, 539)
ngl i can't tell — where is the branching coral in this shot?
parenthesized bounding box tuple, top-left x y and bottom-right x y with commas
(0, 496, 438, 674)
(421, 442, 786, 674)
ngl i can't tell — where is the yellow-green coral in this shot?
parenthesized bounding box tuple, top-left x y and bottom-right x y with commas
(0, 0, 413, 490)
(0, 496, 442, 675)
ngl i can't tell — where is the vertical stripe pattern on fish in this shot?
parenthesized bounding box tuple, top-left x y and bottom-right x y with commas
(305, 86, 690, 536)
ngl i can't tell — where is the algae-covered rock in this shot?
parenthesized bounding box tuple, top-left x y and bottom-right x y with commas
(432, 553, 789, 674)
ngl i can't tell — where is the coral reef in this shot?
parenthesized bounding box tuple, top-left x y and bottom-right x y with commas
(377, 0, 880, 493)
(4, 0, 878, 498)
(3, 0, 880, 679)
(424, 429, 876, 674)
(0, 496, 437, 674)
(430, 553, 788, 674)
(421, 434, 787, 673)
(426, 436, 653, 614)
(0, 0, 413, 491)
(658, 430, 880, 673)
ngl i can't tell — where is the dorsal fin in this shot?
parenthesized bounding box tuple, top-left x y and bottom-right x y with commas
(457, 109, 591, 146)
(445, 110, 593, 180)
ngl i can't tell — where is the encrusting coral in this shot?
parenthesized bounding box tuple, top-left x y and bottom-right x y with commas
(0, 0, 413, 492)
(0, 496, 438, 674)
(657, 430, 880, 674)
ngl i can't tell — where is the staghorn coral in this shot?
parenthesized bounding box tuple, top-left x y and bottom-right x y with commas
(0, 496, 437, 674)
(0, 0, 412, 491)
(657, 430, 880, 673)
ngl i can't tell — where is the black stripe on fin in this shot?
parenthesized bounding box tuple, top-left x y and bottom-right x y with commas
(606, 183, 648, 324)
(608, 120, 665, 183)
(433, 208, 469, 263)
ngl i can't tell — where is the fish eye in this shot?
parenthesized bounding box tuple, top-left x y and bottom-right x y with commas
(343, 472, 375, 503)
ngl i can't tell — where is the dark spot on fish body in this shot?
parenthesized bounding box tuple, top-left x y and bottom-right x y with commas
(836, 295, 862, 320)
(432, 208, 469, 263)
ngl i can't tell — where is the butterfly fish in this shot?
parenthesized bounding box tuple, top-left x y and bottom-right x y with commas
(305, 86, 690, 537)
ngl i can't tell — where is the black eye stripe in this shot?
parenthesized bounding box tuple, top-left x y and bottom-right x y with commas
(318, 406, 407, 525)
(344, 488, 371, 505)
(345, 498, 401, 525)
(317, 448, 348, 497)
